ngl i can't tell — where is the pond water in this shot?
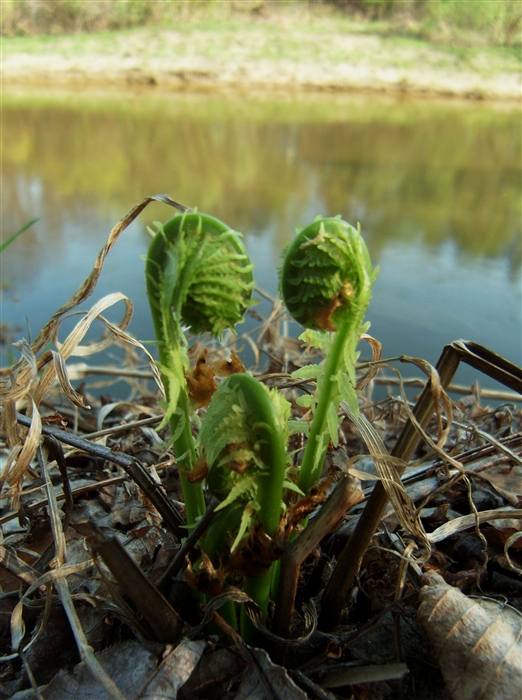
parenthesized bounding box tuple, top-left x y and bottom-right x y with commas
(2, 89, 521, 398)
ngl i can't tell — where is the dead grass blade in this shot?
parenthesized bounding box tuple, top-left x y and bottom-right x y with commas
(504, 531, 522, 574)
(427, 508, 522, 543)
(52, 350, 91, 409)
(38, 434, 128, 700)
(0, 338, 38, 403)
(0, 195, 185, 501)
(2, 399, 41, 493)
(355, 333, 382, 391)
(9, 194, 186, 363)
(31, 292, 134, 407)
(342, 401, 431, 556)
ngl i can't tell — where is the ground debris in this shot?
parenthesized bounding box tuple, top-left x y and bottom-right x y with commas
(1, 288, 521, 699)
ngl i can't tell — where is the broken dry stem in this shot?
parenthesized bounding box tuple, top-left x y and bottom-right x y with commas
(90, 529, 185, 643)
(273, 475, 363, 641)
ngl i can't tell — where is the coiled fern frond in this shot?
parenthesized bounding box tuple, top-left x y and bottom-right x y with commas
(279, 216, 378, 494)
(145, 212, 255, 526)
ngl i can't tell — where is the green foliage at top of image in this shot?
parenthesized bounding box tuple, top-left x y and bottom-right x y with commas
(1, 0, 520, 46)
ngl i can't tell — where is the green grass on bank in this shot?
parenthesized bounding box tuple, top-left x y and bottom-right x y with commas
(1, 0, 521, 47)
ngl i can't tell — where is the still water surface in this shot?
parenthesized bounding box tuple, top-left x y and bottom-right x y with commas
(2, 89, 521, 396)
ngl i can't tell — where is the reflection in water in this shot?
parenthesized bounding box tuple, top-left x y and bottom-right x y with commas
(2, 90, 521, 391)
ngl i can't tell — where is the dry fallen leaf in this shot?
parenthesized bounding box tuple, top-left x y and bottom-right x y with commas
(234, 646, 308, 700)
(138, 639, 207, 699)
(418, 572, 522, 700)
(41, 639, 159, 699)
(479, 462, 522, 507)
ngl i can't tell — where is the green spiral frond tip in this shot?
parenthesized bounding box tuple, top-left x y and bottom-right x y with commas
(279, 217, 377, 332)
(146, 212, 255, 339)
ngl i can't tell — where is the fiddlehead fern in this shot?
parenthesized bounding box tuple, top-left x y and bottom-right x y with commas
(199, 373, 290, 627)
(280, 216, 378, 494)
(146, 212, 255, 525)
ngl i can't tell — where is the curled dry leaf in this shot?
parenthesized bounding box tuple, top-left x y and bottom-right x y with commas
(138, 639, 207, 700)
(355, 332, 382, 390)
(418, 572, 522, 700)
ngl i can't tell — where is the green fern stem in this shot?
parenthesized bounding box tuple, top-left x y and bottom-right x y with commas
(228, 374, 286, 634)
(146, 212, 254, 527)
(228, 373, 287, 539)
(148, 291, 206, 527)
(296, 319, 351, 495)
(280, 217, 378, 496)
(201, 373, 288, 635)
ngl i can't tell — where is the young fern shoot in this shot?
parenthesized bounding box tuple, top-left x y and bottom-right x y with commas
(199, 373, 291, 632)
(146, 212, 255, 526)
(280, 217, 378, 495)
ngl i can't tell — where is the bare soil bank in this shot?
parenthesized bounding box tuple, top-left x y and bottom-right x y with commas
(2, 25, 521, 100)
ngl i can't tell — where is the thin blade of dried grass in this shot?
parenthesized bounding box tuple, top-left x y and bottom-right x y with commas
(428, 508, 522, 543)
(392, 362, 494, 556)
(342, 401, 431, 555)
(0, 194, 184, 386)
(32, 292, 133, 407)
(0, 401, 19, 451)
(24, 194, 187, 359)
(0, 545, 38, 587)
(93, 315, 165, 398)
(391, 355, 453, 450)
(355, 333, 382, 390)
(4, 400, 41, 491)
(7, 562, 94, 658)
(96, 402, 160, 432)
(52, 350, 91, 409)
(504, 531, 522, 574)
(0, 339, 38, 404)
(1, 195, 184, 497)
(39, 431, 128, 700)
(52, 293, 133, 357)
(2, 293, 167, 493)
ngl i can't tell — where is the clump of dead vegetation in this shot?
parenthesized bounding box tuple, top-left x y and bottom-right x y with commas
(1, 196, 521, 700)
